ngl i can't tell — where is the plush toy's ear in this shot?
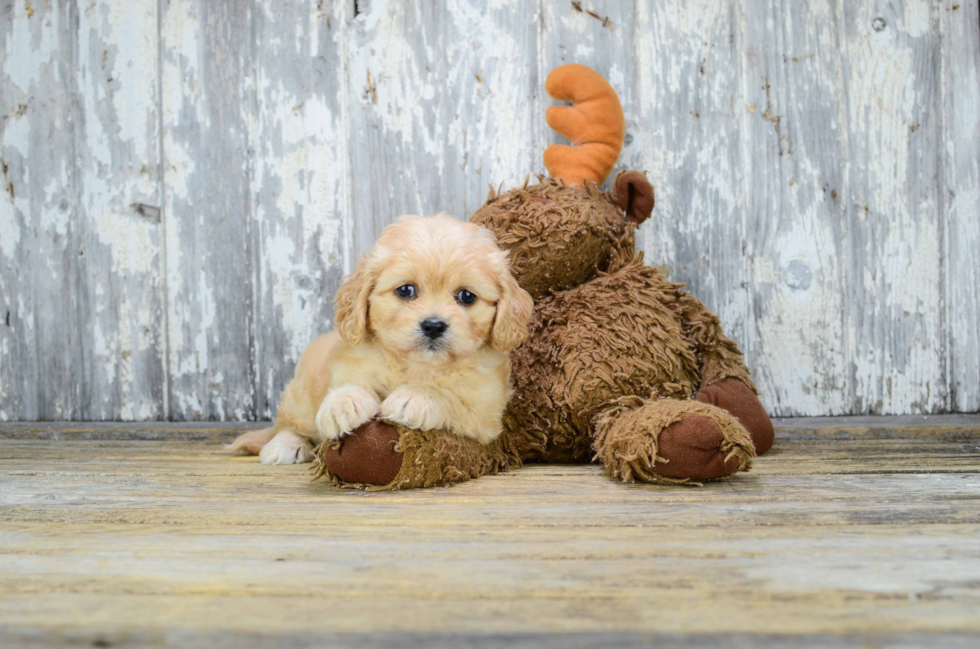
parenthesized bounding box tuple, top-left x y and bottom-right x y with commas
(333, 259, 376, 345)
(491, 268, 534, 352)
(613, 170, 655, 225)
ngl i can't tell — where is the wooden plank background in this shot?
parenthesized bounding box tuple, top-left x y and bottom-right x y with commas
(1, 0, 978, 421)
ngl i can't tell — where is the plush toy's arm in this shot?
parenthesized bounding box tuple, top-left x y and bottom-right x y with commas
(674, 294, 755, 391)
(314, 420, 521, 490)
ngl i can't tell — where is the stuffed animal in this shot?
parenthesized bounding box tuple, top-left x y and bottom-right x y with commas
(314, 64, 774, 489)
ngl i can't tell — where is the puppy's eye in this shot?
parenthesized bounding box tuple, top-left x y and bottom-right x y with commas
(456, 289, 477, 306)
(395, 284, 417, 300)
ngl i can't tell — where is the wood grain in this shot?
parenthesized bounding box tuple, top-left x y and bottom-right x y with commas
(2, 0, 979, 420)
(633, 0, 751, 394)
(248, 1, 349, 419)
(841, 0, 945, 414)
(943, 0, 980, 412)
(0, 426, 978, 645)
(74, 1, 166, 419)
(0, 1, 80, 420)
(160, 0, 255, 420)
(345, 0, 539, 258)
(739, 0, 850, 416)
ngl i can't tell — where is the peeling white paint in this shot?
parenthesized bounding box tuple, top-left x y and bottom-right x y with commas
(843, 1, 945, 414)
(2, 7, 58, 92)
(0, 192, 23, 259)
(70, 0, 165, 420)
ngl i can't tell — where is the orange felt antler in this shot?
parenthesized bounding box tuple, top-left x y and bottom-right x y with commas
(543, 64, 625, 185)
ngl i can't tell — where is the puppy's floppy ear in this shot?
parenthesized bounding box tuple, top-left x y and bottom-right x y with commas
(491, 263, 534, 352)
(334, 258, 376, 345)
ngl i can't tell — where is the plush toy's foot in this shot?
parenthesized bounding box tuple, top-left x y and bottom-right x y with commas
(655, 414, 742, 480)
(314, 421, 520, 490)
(593, 397, 755, 485)
(695, 379, 775, 455)
(318, 420, 404, 486)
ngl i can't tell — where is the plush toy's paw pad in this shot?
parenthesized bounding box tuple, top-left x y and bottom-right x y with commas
(380, 389, 445, 431)
(655, 414, 742, 481)
(696, 380, 775, 455)
(322, 420, 404, 486)
(260, 431, 314, 465)
(315, 385, 381, 441)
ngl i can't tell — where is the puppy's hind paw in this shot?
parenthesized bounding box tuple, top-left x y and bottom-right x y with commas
(226, 427, 278, 455)
(259, 431, 314, 465)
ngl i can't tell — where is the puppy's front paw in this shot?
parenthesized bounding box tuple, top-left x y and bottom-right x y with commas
(380, 388, 446, 431)
(259, 431, 313, 465)
(315, 385, 381, 441)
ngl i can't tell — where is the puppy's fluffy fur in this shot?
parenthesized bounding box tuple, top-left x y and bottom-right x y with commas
(230, 214, 533, 465)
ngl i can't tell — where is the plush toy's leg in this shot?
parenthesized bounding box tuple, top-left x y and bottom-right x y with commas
(674, 295, 757, 389)
(672, 296, 775, 455)
(695, 379, 775, 455)
(314, 421, 521, 490)
(593, 397, 755, 484)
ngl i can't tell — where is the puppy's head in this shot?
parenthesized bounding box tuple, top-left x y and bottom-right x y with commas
(334, 214, 533, 363)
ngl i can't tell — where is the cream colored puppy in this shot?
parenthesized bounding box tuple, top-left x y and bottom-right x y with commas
(229, 214, 533, 465)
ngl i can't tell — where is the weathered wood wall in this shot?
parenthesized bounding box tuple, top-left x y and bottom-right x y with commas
(1, 0, 978, 421)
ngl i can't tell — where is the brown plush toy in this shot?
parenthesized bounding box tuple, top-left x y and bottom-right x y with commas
(314, 64, 774, 489)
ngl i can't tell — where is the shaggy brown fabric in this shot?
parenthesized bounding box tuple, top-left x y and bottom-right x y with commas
(696, 379, 775, 455)
(385, 427, 517, 489)
(593, 397, 754, 485)
(669, 294, 757, 392)
(471, 179, 634, 300)
(505, 257, 703, 463)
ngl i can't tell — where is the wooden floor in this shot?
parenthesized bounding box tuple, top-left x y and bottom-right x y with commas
(2, 417, 979, 648)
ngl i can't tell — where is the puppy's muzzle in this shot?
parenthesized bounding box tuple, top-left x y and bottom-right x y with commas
(420, 318, 449, 340)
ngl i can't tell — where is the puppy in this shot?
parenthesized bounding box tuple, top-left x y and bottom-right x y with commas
(229, 214, 534, 465)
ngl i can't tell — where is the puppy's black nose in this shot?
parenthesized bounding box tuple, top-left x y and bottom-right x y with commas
(420, 318, 448, 339)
